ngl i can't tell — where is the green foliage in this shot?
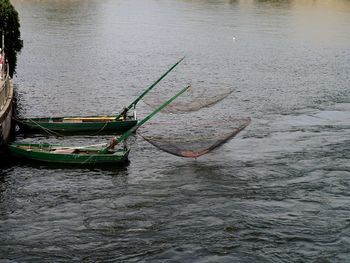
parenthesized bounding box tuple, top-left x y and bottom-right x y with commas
(0, 0, 23, 77)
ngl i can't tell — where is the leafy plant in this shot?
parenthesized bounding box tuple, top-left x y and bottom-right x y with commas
(0, 0, 23, 77)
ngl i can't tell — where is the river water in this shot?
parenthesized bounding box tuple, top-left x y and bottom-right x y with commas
(1, 0, 350, 261)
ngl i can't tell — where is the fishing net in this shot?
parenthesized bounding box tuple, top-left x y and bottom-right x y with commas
(142, 86, 234, 114)
(138, 117, 251, 158)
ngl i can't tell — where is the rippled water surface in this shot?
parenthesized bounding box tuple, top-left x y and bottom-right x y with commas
(1, 0, 350, 261)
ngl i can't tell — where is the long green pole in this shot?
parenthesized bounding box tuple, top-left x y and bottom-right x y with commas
(101, 84, 191, 153)
(116, 56, 185, 119)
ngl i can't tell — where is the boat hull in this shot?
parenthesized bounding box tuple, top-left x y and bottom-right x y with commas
(9, 143, 130, 165)
(0, 76, 14, 147)
(17, 116, 137, 133)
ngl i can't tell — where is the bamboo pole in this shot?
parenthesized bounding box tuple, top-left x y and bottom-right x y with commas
(116, 56, 185, 119)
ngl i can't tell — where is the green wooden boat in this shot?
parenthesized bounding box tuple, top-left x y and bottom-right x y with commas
(9, 142, 130, 165)
(9, 84, 191, 165)
(17, 57, 184, 134)
(17, 114, 137, 133)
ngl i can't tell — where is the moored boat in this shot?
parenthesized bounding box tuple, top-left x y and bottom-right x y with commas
(9, 142, 130, 164)
(0, 45, 14, 148)
(16, 57, 184, 135)
(17, 114, 137, 133)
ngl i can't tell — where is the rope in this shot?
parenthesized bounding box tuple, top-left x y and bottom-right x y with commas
(13, 115, 117, 137)
(76, 143, 132, 167)
(88, 121, 109, 136)
(13, 116, 65, 137)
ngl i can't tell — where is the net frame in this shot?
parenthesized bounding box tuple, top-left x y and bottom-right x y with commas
(139, 117, 251, 158)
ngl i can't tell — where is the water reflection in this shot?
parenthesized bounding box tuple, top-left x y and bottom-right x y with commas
(12, 160, 130, 173)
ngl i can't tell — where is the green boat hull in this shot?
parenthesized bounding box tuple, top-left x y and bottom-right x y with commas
(9, 143, 130, 165)
(17, 116, 137, 133)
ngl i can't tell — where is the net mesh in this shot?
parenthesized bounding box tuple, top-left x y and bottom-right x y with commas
(138, 117, 251, 158)
(142, 86, 233, 114)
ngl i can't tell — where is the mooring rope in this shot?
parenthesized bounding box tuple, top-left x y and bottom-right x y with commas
(13, 116, 64, 137)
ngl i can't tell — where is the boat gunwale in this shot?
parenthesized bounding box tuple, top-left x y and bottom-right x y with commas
(10, 142, 129, 156)
(19, 116, 137, 123)
(9, 142, 130, 165)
